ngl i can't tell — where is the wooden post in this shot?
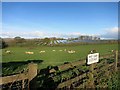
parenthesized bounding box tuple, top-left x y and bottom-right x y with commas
(115, 50, 118, 72)
(28, 63, 38, 90)
(28, 63, 38, 81)
(22, 80, 24, 90)
(87, 50, 98, 89)
(88, 63, 95, 88)
(105, 59, 109, 77)
(28, 80, 30, 90)
(68, 85, 70, 89)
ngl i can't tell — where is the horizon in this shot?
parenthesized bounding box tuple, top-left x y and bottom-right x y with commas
(1, 36, 118, 40)
(1, 2, 118, 39)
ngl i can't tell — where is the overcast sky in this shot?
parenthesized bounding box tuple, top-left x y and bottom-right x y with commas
(1, 2, 118, 39)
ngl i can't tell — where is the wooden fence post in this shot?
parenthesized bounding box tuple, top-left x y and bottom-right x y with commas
(87, 50, 98, 89)
(105, 58, 109, 77)
(28, 63, 38, 90)
(115, 50, 118, 72)
(88, 63, 95, 88)
(22, 79, 24, 90)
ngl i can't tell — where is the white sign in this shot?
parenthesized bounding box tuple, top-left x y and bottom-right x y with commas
(87, 53, 99, 65)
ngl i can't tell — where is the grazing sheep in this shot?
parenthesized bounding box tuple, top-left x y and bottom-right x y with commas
(111, 50, 114, 52)
(59, 50, 62, 51)
(90, 50, 93, 54)
(64, 49, 67, 51)
(39, 50, 45, 53)
(68, 50, 75, 54)
(52, 50, 56, 51)
(89, 49, 97, 54)
(5, 50, 11, 54)
(25, 51, 34, 54)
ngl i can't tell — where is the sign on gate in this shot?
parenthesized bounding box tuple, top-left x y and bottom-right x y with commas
(87, 53, 99, 65)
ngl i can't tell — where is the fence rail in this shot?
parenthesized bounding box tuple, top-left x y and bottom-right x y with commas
(0, 63, 37, 89)
(0, 73, 28, 85)
(52, 51, 119, 89)
(56, 63, 115, 89)
(50, 53, 115, 73)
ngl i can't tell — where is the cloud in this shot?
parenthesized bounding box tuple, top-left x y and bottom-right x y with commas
(1, 29, 100, 39)
(1, 31, 45, 38)
(1, 24, 119, 39)
(106, 27, 118, 33)
(1, 31, 82, 39)
(100, 27, 119, 39)
(1, 24, 83, 38)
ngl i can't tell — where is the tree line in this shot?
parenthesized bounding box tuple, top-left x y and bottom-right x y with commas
(0, 36, 118, 48)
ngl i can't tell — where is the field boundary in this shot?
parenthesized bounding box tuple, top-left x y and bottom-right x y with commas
(49, 53, 115, 73)
(0, 63, 37, 89)
(48, 51, 119, 89)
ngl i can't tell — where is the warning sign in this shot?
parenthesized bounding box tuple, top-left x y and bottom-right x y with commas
(87, 53, 99, 65)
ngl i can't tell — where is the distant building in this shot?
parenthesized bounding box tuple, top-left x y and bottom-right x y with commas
(78, 35, 100, 40)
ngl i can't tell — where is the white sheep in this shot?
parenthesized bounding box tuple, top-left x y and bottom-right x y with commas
(39, 50, 45, 53)
(5, 50, 11, 54)
(68, 50, 76, 54)
(52, 50, 56, 51)
(25, 51, 34, 54)
(64, 49, 67, 51)
(111, 50, 114, 52)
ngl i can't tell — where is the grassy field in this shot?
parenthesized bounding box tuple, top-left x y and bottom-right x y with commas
(2, 43, 118, 69)
(1, 43, 120, 89)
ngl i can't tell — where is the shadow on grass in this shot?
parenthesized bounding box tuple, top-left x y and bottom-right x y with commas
(30, 65, 58, 90)
(2, 59, 43, 66)
(1, 60, 43, 76)
(1, 60, 66, 90)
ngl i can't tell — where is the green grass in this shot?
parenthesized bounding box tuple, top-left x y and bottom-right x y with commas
(1, 43, 119, 89)
(2, 43, 118, 69)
